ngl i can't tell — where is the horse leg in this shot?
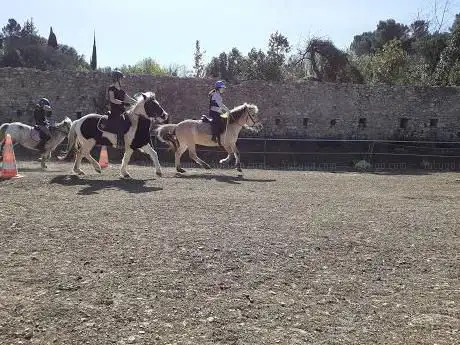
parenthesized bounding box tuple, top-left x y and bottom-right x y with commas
(84, 153, 102, 174)
(73, 140, 95, 175)
(120, 147, 134, 178)
(73, 149, 85, 175)
(141, 144, 162, 177)
(40, 151, 50, 169)
(188, 145, 211, 170)
(219, 145, 233, 165)
(231, 144, 243, 173)
(175, 144, 188, 173)
(78, 140, 100, 174)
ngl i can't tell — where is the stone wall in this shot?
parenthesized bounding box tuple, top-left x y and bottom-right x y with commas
(1, 67, 460, 141)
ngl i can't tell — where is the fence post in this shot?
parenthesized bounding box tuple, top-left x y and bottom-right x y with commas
(263, 139, 267, 169)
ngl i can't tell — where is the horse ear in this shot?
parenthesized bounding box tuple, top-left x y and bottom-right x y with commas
(142, 93, 147, 100)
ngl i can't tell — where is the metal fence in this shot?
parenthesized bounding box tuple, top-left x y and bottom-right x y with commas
(51, 136, 460, 172)
(150, 137, 460, 171)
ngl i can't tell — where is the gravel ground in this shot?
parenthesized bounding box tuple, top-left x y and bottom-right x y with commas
(0, 160, 459, 345)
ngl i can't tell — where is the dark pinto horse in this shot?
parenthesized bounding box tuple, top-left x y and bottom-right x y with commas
(61, 92, 169, 178)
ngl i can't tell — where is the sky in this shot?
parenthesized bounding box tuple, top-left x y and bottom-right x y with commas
(1, 0, 459, 69)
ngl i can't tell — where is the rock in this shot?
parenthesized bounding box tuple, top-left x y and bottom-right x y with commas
(23, 328, 33, 340)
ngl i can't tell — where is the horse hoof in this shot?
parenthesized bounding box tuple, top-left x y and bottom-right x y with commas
(76, 170, 85, 176)
(236, 167, 243, 173)
(204, 165, 212, 170)
(96, 168, 102, 174)
(121, 173, 131, 179)
(156, 171, 162, 177)
(177, 167, 186, 173)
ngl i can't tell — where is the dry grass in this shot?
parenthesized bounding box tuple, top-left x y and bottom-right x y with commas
(0, 161, 459, 345)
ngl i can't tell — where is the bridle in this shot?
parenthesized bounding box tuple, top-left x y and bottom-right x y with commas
(234, 108, 257, 127)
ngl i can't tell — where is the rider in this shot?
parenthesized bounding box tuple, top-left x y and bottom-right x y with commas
(107, 70, 136, 147)
(208, 80, 230, 143)
(34, 97, 52, 152)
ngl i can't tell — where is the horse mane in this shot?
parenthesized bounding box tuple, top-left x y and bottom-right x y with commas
(228, 103, 259, 124)
(127, 91, 156, 113)
(57, 116, 72, 127)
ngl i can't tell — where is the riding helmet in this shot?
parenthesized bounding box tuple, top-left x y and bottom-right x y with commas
(215, 80, 226, 89)
(112, 70, 124, 82)
(38, 97, 52, 109)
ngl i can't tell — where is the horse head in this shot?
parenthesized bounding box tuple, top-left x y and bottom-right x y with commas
(56, 117, 73, 134)
(229, 103, 263, 133)
(129, 92, 169, 124)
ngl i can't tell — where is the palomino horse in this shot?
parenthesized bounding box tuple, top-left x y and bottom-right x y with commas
(61, 92, 169, 178)
(155, 103, 262, 174)
(0, 117, 72, 169)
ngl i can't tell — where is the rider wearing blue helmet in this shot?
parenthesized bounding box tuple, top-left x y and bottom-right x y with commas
(208, 80, 230, 143)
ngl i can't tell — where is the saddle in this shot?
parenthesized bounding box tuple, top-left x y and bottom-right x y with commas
(97, 114, 131, 135)
(32, 125, 55, 141)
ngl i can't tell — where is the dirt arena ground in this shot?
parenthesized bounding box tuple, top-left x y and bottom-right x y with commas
(0, 160, 459, 345)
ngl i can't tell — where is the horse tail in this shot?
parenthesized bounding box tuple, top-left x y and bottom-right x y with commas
(59, 120, 78, 161)
(155, 124, 179, 152)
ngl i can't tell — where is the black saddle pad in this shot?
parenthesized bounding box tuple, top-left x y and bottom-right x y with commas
(97, 114, 131, 134)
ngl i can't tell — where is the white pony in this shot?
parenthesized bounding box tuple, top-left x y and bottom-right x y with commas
(61, 92, 169, 178)
(0, 117, 72, 169)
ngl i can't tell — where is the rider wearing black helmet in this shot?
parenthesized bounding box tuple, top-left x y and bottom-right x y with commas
(107, 70, 135, 148)
(34, 97, 52, 152)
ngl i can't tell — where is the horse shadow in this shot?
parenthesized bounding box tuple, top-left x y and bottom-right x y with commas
(175, 173, 276, 185)
(49, 175, 163, 195)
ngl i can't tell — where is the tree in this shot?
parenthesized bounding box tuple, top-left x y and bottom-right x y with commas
(265, 31, 290, 81)
(433, 21, 460, 85)
(412, 32, 449, 73)
(193, 40, 205, 77)
(0, 18, 89, 71)
(410, 20, 429, 39)
(374, 19, 409, 50)
(2, 18, 21, 37)
(295, 38, 364, 83)
(350, 32, 375, 56)
(227, 48, 244, 80)
(119, 57, 166, 76)
(206, 48, 245, 81)
(20, 18, 38, 37)
(47, 27, 58, 49)
(350, 19, 410, 55)
(370, 39, 407, 84)
(90, 32, 97, 70)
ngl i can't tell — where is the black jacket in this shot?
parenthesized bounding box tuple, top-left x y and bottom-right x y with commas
(34, 107, 49, 126)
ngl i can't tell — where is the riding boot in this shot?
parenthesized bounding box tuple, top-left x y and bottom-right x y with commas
(36, 138, 47, 153)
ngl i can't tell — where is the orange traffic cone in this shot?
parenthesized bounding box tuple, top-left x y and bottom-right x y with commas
(0, 134, 23, 179)
(99, 145, 109, 169)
